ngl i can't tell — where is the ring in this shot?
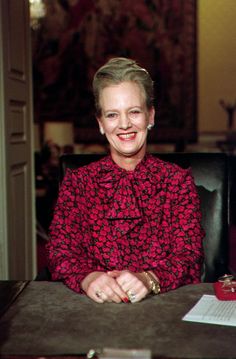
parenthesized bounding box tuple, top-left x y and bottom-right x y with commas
(127, 290, 136, 303)
(95, 290, 103, 298)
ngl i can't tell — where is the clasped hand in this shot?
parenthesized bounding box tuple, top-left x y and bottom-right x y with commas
(81, 270, 150, 303)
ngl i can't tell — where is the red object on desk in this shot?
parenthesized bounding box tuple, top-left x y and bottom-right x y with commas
(213, 281, 236, 300)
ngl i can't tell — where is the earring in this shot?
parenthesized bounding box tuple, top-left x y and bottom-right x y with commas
(147, 124, 153, 130)
(99, 127, 105, 135)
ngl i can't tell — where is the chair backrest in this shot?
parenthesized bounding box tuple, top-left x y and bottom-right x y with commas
(60, 152, 230, 283)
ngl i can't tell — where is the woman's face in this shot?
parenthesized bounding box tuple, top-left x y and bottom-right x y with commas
(97, 81, 155, 164)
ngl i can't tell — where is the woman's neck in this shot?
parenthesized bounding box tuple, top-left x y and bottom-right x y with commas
(110, 150, 146, 171)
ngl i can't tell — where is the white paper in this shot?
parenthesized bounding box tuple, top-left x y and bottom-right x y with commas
(182, 294, 236, 326)
(87, 348, 151, 359)
(99, 348, 151, 359)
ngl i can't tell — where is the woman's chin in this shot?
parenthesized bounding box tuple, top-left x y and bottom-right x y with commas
(111, 143, 146, 159)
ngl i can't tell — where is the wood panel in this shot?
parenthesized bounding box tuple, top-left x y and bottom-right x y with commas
(0, 0, 36, 279)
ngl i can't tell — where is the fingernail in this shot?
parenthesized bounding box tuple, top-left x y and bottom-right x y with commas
(122, 297, 129, 303)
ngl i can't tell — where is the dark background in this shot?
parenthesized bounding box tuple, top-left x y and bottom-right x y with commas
(32, 0, 197, 145)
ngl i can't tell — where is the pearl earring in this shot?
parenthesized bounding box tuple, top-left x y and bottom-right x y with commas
(147, 124, 153, 130)
(99, 127, 105, 135)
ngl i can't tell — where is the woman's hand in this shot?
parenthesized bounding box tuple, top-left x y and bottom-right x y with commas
(81, 271, 129, 304)
(107, 270, 151, 303)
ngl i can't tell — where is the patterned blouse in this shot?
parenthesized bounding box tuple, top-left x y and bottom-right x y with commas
(47, 154, 204, 294)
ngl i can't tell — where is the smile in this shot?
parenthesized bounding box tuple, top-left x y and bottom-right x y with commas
(117, 132, 136, 141)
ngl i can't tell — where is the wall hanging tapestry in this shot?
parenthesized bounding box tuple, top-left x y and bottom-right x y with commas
(32, 0, 197, 144)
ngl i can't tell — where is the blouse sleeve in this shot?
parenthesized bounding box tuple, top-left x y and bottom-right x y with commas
(46, 169, 94, 293)
(152, 168, 205, 292)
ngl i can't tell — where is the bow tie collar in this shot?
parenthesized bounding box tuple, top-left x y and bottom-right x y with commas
(96, 155, 157, 220)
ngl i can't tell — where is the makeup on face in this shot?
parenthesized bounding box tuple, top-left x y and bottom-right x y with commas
(98, 81, 154, 167)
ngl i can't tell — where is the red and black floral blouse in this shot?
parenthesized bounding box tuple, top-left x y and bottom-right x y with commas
(46, 154, 204, 293)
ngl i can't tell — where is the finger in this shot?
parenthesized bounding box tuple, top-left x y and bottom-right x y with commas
(89, 290, 105, 304)
(117, 272, 148, 293)
(98, 291, 112, 303)
(104, 284, 128, 303)
(126, 289, 140, 303)
(116, 274, 137, 292)
(87, 274, 128, 303)
(113, 283, 130, 302)
(128, 284, 150, 303)
(110, 293, 123, 303)
(100, 275, 130, 301)
(111, 290, 128, 303)
(107, 270, 121, 278)
(93, 289, 115, 303)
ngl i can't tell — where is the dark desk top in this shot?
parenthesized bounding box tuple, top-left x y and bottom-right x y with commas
(0, 281, 28, 318)
(0, 281, 235, 359)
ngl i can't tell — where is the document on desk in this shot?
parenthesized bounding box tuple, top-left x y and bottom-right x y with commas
(182, 294, 236, 326)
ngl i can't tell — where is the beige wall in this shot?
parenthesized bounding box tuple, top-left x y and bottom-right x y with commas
(198, 0, 236, 133)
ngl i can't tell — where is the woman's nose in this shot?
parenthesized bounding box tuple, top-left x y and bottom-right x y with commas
(119, 112, 131, 129)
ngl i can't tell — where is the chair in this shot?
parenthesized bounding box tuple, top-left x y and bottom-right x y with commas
(59, 152, 230, 283)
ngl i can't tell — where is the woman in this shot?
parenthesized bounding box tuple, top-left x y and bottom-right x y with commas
(47, 57, 204, 304)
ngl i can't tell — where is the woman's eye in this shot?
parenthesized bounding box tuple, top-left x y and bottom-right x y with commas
(129, 110, 141, 116)
(106, 113, 117, 119)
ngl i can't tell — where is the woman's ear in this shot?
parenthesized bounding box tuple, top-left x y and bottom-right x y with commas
(99, 127, 105, 135)
(97, 118, 105, 135)
(149, 106, 155, 127)
(147, 107, 155, 129)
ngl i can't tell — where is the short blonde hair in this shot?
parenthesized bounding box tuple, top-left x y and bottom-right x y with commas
(93, 57, 154, 116)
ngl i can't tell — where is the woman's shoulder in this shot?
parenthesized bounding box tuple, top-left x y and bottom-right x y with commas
(147, 154, 186, 171)
(68, 155, 110, 179)
(146, 154, 191, 180)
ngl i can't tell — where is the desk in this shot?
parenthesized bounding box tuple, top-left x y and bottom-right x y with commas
(0, 281, 235, 358)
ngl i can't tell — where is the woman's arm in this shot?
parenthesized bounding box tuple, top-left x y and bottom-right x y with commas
(151, 169, 205, 292)
(46, 169, 95, 293)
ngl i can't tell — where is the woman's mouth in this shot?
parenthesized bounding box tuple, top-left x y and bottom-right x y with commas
(117, 132, 136, 141)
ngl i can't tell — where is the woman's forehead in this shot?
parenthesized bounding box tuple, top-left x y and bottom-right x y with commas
(99, 81, 145, 107)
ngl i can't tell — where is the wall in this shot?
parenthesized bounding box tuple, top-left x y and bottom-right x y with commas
(33, 0, 236, 149)
(198, 0, 236, 134)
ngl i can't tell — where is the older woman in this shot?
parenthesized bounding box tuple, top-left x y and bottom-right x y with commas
(47, 57, 204, 303)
